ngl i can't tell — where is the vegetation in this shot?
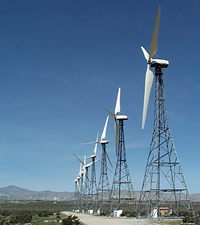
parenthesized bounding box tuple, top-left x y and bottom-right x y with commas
(0, 200, 73, 214)
(10, 211, 32, 224)
(62, 215, 80, 225)
(2, 200, 200, 224)
(0, 202, 80, 225)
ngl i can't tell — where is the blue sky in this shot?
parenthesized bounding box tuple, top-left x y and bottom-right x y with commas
(0, 0, 200, 193)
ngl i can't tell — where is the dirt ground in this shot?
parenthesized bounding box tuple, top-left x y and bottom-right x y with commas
(62, 211, 183, 225)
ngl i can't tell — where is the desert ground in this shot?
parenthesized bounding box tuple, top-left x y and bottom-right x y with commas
(62, 211, 183, 225)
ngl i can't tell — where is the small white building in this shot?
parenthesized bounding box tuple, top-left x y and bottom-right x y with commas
(151, 208, 158, 218)
(113, 210, 123, 217)
(88, 209, 94, 214)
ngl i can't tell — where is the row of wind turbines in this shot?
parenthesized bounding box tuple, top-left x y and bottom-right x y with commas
(73, 87, 129, 215)
(72, 7, 194, 218)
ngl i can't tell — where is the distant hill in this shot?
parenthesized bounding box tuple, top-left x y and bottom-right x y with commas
(0, 186, 74, 201)
(0, 186, 199, 202)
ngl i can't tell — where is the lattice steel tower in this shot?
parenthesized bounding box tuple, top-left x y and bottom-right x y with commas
(90, 158, 97, 199)
(88, 134, 99, 212)
(106, 88, 134, 213)
(73, 155, 93, 212)
(137, 8, 194, 218)
(73, 177, 79, 211)
(96, 116, 112, 213)
(138, 64, 194, 218)
(78, 166, 84, 212)
(83, 164, 92, 209)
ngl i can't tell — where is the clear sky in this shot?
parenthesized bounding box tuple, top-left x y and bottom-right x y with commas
(0, 0, 199, 193)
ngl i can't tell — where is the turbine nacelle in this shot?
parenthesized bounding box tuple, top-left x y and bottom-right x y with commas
(151, 59, 169, 67)
(100, 139, 109, 144)
(89, 154, 96, 159)
(116, 115, 128, 120)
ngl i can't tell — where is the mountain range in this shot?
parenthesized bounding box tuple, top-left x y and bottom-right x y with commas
(0, 186, 200, 202)
(0, 186, 74, 201)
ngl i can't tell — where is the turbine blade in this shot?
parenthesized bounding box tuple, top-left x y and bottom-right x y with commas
(104, 148, 113, 167)
(105, 108, 116, 118)
(101, 116, 109, 141)
(142, 65, 154, 129)
(115, 119, 119, 156)
(83, 168, 86, 184)
(141, 46, 149, 61)
(115, 87, 121, 114)
(83, 155, 87, 166)
(73, 154, 84, 165)
(149, 7, 161, 61)
(79, 163, 82, 173)
(94, 133, 99, 155)
(80, 141, 96, 145)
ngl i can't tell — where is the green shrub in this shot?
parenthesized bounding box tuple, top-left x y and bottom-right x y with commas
(62, 216, 73, 225)
(38, 211, 53, 217)
(10, 212, 32, 224)
(74, 219, 80, 225)
(62, 215, 80, 225)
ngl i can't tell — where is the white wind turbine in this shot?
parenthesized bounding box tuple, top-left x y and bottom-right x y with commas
(141, 7, 168, 129)
(99, 116, 112, 167)
(105, 87, 127, 155)
(138, 7, 194, 218)
(105, 87, 134, 212)
(73, 154, 93, 200)
(78, 163, 84, 195)
(73, 163, 84, 212)
(73, 155, 93, 184)
(96, 116, 112, 211)
(88, 133, 99, 208)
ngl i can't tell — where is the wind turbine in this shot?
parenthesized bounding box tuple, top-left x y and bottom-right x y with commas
(90, 134, 99, 197)
(96, 116, 112, 214)
(137, 7, 194, 219)
(73, 177, 79, 212)
(73, 154, 93, 212)
(75, 163, 84, 212)
(106, 87, 123, 156)
(77, 163, 84, 195)
(81, 133, 99, 213)
(105, 87, 134, 214)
